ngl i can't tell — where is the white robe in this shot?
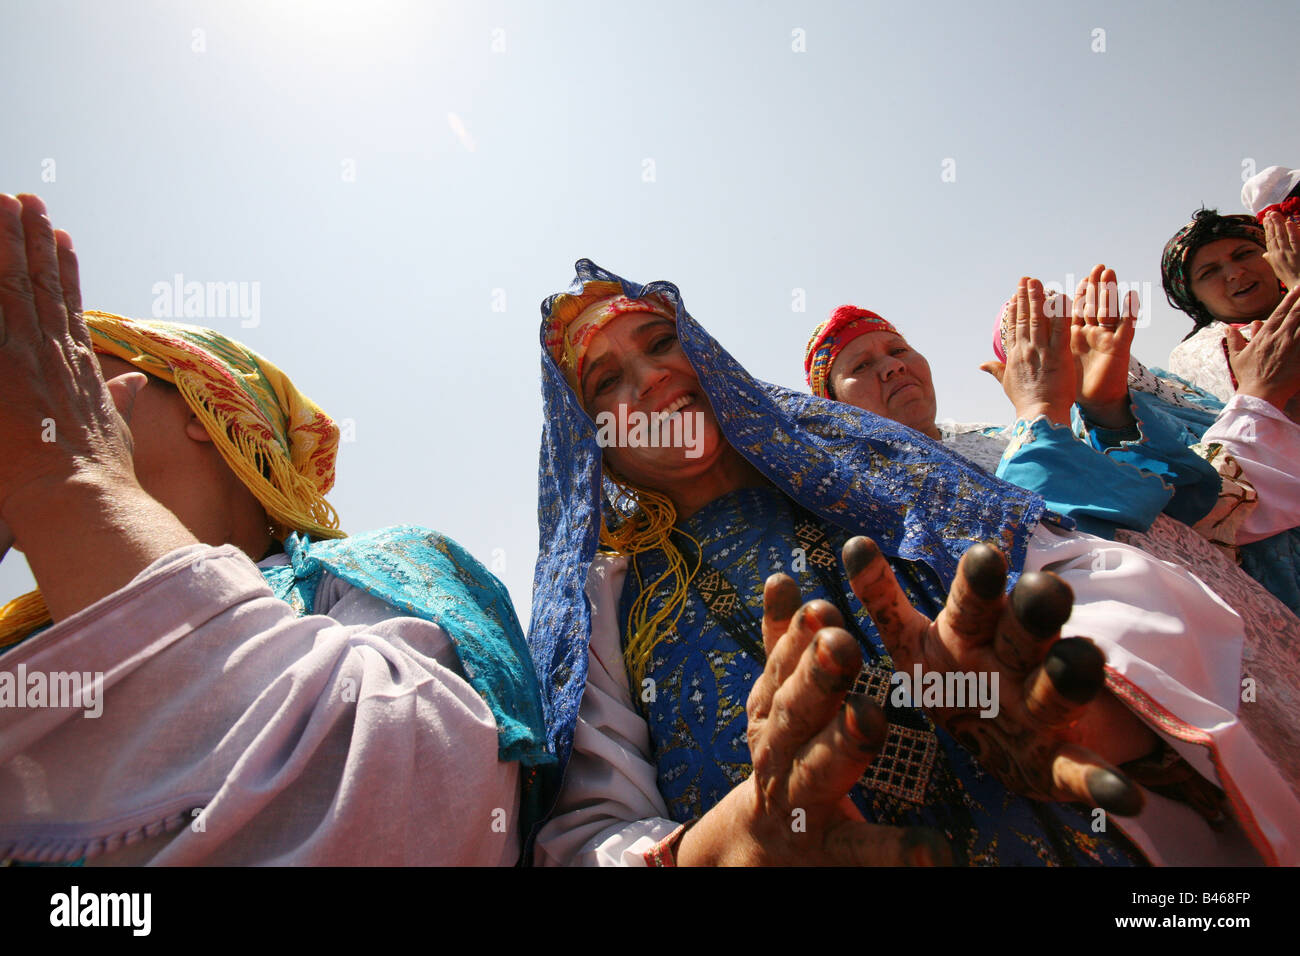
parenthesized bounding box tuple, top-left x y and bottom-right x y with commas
(1168, 324, 1300, 425)
(0, 543, 520, 865)
(1168, 325, 1239, 405)
(1200, 394, 1300, 542)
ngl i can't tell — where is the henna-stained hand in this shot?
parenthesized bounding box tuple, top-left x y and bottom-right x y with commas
(1071, 264, 1139, 429)
(1226, 283, 1300, 410)
(675, 573, 951, 866)
(979, 277, 1075, 426)
(843, 536, 1146, 816)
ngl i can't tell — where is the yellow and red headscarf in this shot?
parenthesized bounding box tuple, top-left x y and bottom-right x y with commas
(85, 313, 343, 541)
(803, 305, 899, 399)
(543, 280, 678, 395)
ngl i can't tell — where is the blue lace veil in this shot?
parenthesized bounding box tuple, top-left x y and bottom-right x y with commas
(528, 259, 1049, 798)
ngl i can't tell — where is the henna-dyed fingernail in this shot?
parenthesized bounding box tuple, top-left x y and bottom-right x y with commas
(811, 629, 859, 690)
(843, 537, 881, 579)
(962, 544, 1008, 599)
(805, 599, 843, 631)
(845, 694, 887, 752)
(1011, 572, 1073, 638)
(903, 828, 952, 867)
(1044, 638, 1105, 704)
(1087, 767, 1144, 817)
(764, 574, 801, 621)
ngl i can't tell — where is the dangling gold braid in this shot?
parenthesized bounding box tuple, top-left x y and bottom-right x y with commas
(598, 469, 701, 691)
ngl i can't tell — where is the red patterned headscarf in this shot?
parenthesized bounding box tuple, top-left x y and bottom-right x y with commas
(804, 306, 899, 398)
(543, 280, 677, 394)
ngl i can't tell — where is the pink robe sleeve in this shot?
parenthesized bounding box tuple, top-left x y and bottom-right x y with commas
(0, 544, 520, 865)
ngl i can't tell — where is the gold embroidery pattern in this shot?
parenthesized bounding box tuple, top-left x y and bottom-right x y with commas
(695, 568, 740, 618)
(851, 664, 938, 805)
(794, 518, 838, 569)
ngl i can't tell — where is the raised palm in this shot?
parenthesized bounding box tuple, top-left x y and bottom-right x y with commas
(1070, 264, 1138, 428)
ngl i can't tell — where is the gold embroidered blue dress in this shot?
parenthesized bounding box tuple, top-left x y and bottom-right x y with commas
(624, 485, 1146, 865)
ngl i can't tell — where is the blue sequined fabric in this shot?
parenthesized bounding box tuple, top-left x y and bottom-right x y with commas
(528, 259, 1048, 814)
(627, 485, 1146, 865)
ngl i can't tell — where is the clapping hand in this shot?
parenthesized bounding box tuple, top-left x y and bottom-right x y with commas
(0, 194, 135, 528)
(980, 277, 1075, 426)
(1226, 283, 1300, 411)
(0, 194, 194, 622)
(1263, 211, 1300, 289)
(1071, 264, 1139, 429)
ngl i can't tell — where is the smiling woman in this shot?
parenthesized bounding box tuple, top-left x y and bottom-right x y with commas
(1162, 208, 1287, 403)
(556, 289, 763, 519)
(1188, 239, 1281, 323)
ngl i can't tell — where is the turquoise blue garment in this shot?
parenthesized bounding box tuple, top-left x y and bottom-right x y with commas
(1146, 367, 1230, 419)
(996, 416, 1174, 539)
(1130, 374, 1300, 616)
(994, 390, 1223, 540)
(627, 485, 1146, 865)
(996, 374, 1300, 613)
(1077, 391, 1221, 528)
(261, 526, 553, 769)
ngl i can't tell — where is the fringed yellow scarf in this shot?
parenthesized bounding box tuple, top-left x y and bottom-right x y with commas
(0, 313, 344, 649)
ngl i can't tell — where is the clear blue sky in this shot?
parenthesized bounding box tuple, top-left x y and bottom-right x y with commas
(2, 0, 1296, 618)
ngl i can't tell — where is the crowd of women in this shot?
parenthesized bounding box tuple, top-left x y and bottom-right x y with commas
(1, 164, 1298, 866)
